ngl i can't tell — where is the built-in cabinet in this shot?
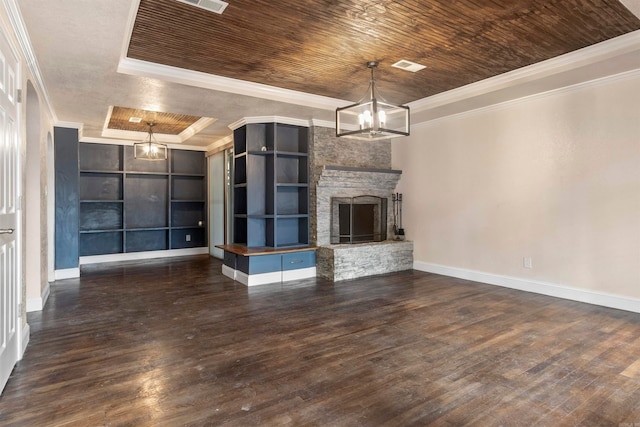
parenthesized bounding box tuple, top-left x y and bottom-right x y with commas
(232, 123, 309, 248)
(219, 121, 316, 286)
(79, 143, 207, 256)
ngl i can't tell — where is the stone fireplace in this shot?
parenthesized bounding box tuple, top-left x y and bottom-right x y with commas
(311, 163, 413, 281)
(314, 165, 400, 245)
(307, 126, 413, 281)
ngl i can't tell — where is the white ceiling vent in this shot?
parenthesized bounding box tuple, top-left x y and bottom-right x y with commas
(176, 0, 229, 14)
(392, 60, 427, 73)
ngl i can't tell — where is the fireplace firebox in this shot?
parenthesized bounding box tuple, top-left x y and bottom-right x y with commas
(331, 196, 387, 244)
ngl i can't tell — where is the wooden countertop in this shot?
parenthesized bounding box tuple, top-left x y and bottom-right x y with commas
(216, 244, 317, 256)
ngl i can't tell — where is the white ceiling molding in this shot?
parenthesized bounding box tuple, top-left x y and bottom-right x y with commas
(118, 57, 349, 112)
(2, 0, 57, 122)
(54, 121, 83, 129)
(310, 119, 335, 128)
(412, 67, 640, 131)
(205, 134, 233, 155)
(80, 135, 207, 151)
(103, 128, 177, 143)
(101, 128, 182, 144)
(227, 116, 312, 131)
(620, 0, 640, 18)
(101, 106, 216, 143)
(409, 30, 640, 114)
(178, 117, 218, 141)
(119, 0, 342, 112)
(120, 0, 141, 65)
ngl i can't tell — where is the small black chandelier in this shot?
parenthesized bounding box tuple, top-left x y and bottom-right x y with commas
(336, 61, 410, 140)
(133, 122, 168, 160)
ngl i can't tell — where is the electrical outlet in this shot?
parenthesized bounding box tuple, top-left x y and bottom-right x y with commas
(185, 234, 191, 242)
(523, 257, 533, 269)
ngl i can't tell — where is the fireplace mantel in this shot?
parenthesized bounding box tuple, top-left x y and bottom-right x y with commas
(316, 165, 402, 190)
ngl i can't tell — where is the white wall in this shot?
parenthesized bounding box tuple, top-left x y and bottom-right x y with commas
(393, 71, 640, 305)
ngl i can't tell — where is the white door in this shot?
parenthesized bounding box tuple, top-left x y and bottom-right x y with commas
(0, 29, 20, 394)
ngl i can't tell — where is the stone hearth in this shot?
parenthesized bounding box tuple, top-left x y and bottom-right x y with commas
(317, 240, 414, 281)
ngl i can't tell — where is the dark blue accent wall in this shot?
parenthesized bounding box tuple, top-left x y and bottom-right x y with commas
(54, 127, 79, 270)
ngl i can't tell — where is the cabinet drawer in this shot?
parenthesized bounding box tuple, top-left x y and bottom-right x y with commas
(282, 251, 315, 271)
(237, 253, 282, 274)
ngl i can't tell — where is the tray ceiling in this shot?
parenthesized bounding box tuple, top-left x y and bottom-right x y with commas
(128, 0, 640, 105)
(108, 106, 204, 134)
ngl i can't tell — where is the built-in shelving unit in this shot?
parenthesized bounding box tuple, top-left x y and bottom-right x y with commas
(233, 122, 309, 248)
(220, 120, 315, 286)
(78, 143, 207, 257)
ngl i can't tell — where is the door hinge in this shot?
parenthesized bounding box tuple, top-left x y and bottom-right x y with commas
(16, 88, 22, 103)
(18, 303, 22, 315)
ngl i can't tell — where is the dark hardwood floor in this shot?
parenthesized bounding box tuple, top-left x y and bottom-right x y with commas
(1, 255, 640, 426)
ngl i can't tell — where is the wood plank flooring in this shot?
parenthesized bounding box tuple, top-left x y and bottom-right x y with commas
(1, 255, 640, 426)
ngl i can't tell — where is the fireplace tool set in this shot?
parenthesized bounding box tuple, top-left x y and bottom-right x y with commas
(392, 193, 405, 240)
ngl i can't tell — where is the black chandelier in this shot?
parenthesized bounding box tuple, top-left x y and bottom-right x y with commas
(133, 122, 168, 160)
(336, 61, 410, 140)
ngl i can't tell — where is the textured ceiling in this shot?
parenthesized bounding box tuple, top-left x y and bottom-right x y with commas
(128, 0, 640, 105)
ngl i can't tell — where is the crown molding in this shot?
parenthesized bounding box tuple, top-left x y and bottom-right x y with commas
(54, 121, 83, 129)
(100, 128, 188, 144)
(178, 117, 217, 141)
(228, 116, 312, 131)
(118, 57, 348, 111)
(619, 0, 640, 19)
(80, 135, 207, 151)
(101, 104, 216, 143)
(205, 134, 233, 155)
(412, 67, 640, 131)
(409, 30, 640, 114)
(2, 0, 57, 122)
(310, 119, 335, 128)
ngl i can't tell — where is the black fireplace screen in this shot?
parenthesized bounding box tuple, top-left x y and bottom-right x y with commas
(331, 196, 387, 244)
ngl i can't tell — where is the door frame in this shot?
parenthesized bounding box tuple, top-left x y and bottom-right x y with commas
(0, 23, 25, 394)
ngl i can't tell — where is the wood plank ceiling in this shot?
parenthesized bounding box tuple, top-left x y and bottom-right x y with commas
(108, 106, 202, 135)
(128, 0, 640, 105)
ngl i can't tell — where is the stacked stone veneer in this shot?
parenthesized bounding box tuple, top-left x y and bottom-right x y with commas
(309, 126, 391, 245)
(315, 166, 401, 245)
(317, 241, 414, 281)
(310, 126, 413, 281)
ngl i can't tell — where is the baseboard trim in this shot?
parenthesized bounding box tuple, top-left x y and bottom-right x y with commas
(26, 282, 51, 312)
(235, 270, 283, 286)
(414, 261, 640, 314)
(221, 265, 236, 280)
(54, 268, 80, 280)
(79, 248, 209, 265)
(282, 267, 316, 282)
(20, 322, 30, 360)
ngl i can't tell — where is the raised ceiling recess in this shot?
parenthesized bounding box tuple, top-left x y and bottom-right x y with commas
(127, 0, 640, 105)
(108, 106, 203, 134)
(103, 106, 216, 143)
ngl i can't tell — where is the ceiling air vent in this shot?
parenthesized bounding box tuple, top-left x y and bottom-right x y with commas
(176, 0, 229, 14)
(392, 60, 426, 73)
